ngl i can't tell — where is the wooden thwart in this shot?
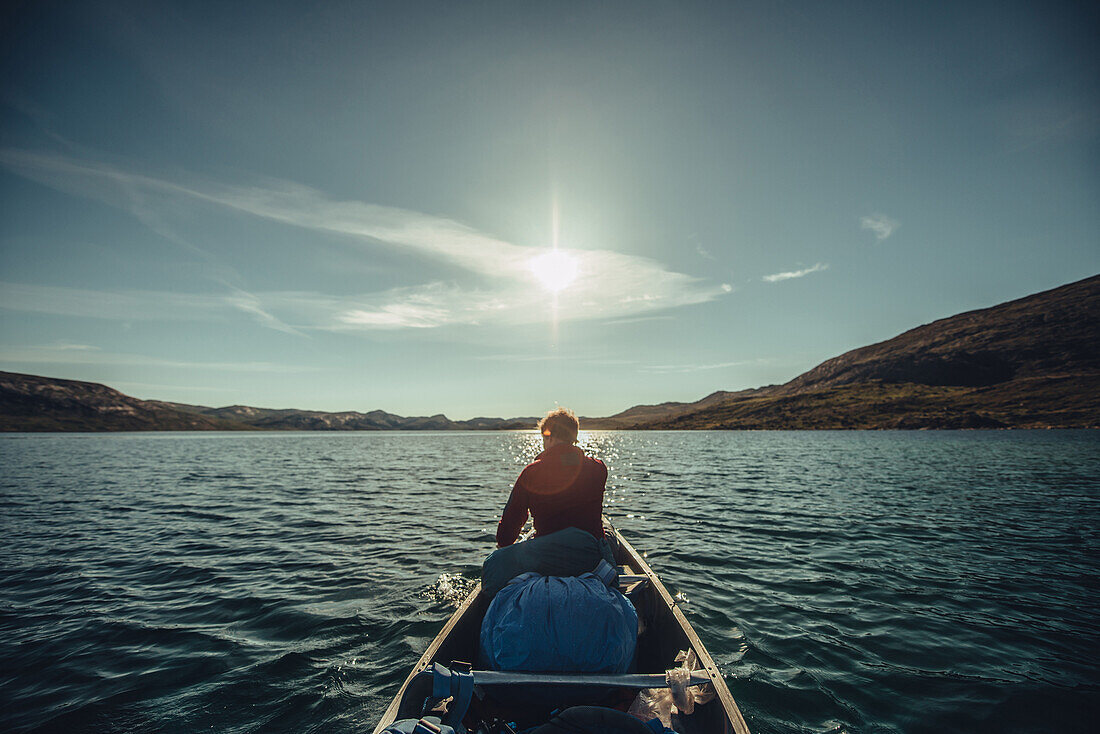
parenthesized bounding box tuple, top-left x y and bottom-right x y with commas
(372, 519, 752, 734)
(427, 668, 714, 689)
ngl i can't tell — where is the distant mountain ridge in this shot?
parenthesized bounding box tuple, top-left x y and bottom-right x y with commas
(584, 388, 775, 429)
(2, 275, 1097, 431)
(0, 373, 535, 432)
(592, 274, 1099, 429)
(0, 372, 249, 432)
(777, 274, 1099, 393)
(152, 401, 536, 431)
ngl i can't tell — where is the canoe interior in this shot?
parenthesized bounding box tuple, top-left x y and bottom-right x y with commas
(373, 521, 750, 734)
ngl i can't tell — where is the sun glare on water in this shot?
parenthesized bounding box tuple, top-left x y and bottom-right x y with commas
(529, 250, 579, 292)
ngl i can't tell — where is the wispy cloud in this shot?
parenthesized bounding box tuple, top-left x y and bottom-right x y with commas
(471, 354, 639, 367)
(0, 282, 230, 321)
(997, 91, 1100, 153)
(599, 314, 676, 326)
(0, 149, 732, 330)
(0, 343, 315, 372)
(762, 263, 828, 283)
(110, 381, 237, 395)
(472, 353, 562, 363)
(48, 342, 101, 351)
(0, 280, 302, 336)
(860, 213, 898, 241)
(639, 359, 766, 374)
(224, 288, 306, 336)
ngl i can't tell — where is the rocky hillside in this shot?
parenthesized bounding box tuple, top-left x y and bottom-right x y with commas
(637, 376, 1100, 430)
(4, 275, 1096, 431)
(779, 274, 1099, 393)
(584, 388, 775, 429)
(154, 401, 534, 431)
(625, 274, 1100, 429)
(0, 372, 252, 431)
(0, 372, 535, 432)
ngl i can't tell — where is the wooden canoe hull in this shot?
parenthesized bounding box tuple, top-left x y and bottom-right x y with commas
(372, 521, 750, 733)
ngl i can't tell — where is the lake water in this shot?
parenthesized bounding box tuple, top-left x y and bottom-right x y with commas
(1, 430, 1097, 733)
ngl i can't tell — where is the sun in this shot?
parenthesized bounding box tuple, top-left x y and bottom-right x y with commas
(529, 250, 578, 292)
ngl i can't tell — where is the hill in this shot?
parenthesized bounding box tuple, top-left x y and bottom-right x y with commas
(0, 372, 253, 431)
(0, 372, 535, 432)
(616, 274, 1099, 429)
(777, 274, 1099, 393)
(583, 388, 775, 429)
(3, 275, 1097, 431)
(150, 401, 535, 431)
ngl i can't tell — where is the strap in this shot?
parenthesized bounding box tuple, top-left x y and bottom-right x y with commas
(430, 662, 452, 701)
(445, 668, 473, 732)
(429, 663, 474, 733)
(592, 558, 618, 587)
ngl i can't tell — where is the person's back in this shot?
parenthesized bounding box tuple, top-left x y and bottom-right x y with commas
(495, 408, 607, 548)
(484, 406, 615, 599)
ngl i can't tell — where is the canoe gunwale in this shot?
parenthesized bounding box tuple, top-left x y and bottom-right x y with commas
(372, 580, 484, 733)
(611, 527, 751, 734)
(371, 520, 751, 734)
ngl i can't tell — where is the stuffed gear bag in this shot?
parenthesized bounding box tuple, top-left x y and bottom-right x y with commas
(479, 559, 637, 673)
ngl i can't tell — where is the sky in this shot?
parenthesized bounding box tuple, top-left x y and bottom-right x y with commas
(1, 1, 1097, 420)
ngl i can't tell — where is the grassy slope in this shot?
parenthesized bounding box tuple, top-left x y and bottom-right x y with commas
(4, 276, 1097, 431)
(645, 374, 1100, 430)
(606, 274, 1099, 430)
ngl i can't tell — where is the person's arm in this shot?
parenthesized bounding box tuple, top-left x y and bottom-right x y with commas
(495, 478, 529, 548)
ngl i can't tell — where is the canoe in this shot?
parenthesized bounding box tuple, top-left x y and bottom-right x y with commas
(372, 519, 751, 733)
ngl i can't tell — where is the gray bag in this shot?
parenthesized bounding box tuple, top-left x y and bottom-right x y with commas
(481, 526, 615, 598)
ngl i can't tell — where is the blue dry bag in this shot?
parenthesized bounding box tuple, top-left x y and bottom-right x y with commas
(479, 559, 637, 673)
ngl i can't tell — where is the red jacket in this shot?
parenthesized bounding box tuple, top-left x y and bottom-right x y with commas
(496, 443, 607, 547)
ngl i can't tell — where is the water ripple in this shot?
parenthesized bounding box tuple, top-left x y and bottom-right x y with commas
(1, 430, 1098, 733)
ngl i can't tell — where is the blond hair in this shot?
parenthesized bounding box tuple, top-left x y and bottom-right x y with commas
(538, 407, 579, 444)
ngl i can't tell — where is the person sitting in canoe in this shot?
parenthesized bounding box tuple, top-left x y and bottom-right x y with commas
(482, 408, 616, 597)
